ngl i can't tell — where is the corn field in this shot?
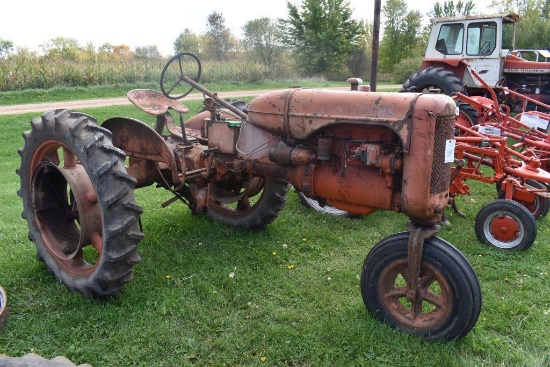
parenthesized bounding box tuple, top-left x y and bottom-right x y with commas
(0, 54, 300, 92)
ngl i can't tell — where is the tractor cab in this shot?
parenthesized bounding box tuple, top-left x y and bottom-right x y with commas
(424, 13, 520, 88)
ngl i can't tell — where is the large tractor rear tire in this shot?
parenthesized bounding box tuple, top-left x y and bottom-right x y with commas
(402, 67, 465, 95)
(207, 176, 290, 229)
(17, 110, 143, 297)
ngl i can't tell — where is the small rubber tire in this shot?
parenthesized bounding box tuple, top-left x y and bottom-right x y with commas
(474, 199, 537, 251)
(361, 232, 482, 341)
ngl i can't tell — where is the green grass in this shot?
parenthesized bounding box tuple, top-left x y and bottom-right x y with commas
(0, 99, 549, 366)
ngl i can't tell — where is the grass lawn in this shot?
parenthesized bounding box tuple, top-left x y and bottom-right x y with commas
(0, 96, 549, 366)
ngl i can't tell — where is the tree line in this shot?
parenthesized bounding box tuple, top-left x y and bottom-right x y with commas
(1, 0, 549, 91)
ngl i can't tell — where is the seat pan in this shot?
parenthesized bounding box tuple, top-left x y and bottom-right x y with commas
(127, 89, 189, 115)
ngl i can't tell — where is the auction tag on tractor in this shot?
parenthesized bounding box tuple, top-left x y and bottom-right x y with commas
(478, 126, 502, 136)
(445, 139, 456, 163)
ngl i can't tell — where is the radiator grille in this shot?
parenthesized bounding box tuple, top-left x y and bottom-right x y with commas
(430, 115, 455, 194)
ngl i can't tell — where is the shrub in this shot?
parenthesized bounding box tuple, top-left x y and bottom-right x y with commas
(392, 57, 423, 84)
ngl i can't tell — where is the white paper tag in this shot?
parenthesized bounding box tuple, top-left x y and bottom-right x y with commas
(478, 126, 502, 136)
(445, 139, 456, 163)
(520, 113, 549, 130)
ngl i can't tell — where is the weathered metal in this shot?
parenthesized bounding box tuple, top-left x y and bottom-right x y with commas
(19, 52, 484, 341)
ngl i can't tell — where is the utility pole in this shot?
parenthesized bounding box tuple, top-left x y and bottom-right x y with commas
(370, 0, 381, 92)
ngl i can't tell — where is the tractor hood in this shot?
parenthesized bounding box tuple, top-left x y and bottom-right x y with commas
(504, 55, 550, 75)
(245, 88, 456, 142)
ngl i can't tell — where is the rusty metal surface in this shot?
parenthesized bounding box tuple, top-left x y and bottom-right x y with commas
(30, 147, 102, 277)
(207, 119, 241, 154)
(239, 91, 456, 223)
(378, 258, 452, 331)
(102, 117, 180, 187)
(127, 89, 189, 115)
(247, 89, 413, 140)
(400, 96, 455, 223)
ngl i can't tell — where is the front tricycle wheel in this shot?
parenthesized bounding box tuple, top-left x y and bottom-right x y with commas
(360, 232, 481, 341)
(17, 110, 144, 297)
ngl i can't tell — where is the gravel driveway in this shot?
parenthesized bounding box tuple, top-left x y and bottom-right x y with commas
(0, 85, 401, 116)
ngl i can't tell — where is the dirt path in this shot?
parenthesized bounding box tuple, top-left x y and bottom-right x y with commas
(0, 85, 401, 116)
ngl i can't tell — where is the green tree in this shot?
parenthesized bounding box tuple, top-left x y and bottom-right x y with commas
(279, 0, 365, 76)
(135, 45, 162, 60)
(40, 37, 80, 60)
(0, 39, 14, 58)
(429, 0, 476, 17)
(242, 17, 281, 68)
(495, 0, 550, 49)
(379, 0, 423, 72)
(346, 21, 373, 78)
(204, 12, 234, 61)
(173, 29, 202, 56)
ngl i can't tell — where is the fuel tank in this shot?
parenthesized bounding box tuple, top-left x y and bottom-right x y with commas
(247, 89, 443, 143)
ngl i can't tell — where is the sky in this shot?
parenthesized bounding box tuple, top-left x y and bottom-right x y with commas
(1, 0, 496, 56)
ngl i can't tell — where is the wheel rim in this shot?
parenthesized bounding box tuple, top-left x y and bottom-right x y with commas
(519, 180, 547, 218)
(483, 211, 523, 249)
(420, 84, 441, 93)
(30, 141, 103, 277)
(209, 176, 265, 218)
(521, 197, 540, 216)
(378, 259, 453, 331)
(300, 195, 348, 216)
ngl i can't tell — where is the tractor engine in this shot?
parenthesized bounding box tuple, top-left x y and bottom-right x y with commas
(237, 89, 456, 226)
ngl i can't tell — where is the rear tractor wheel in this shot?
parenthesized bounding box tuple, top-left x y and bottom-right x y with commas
(17, 110, 143, 297)
(402, 67, 464, 95)
(207, 175, 291, 228)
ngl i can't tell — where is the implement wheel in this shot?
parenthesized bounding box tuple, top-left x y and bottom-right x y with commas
(474, 199, 536, 251)
(17, 110, 143, 297)
(361, 232, 481, 341)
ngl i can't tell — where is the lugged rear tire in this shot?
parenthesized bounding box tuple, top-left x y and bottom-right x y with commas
(207, 176, 290, 228)
(402, 67, 465, 95)
(17, 110, 144, 297)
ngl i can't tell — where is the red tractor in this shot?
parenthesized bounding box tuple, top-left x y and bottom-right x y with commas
(17, 53, 481, 341)
(403, 13, 550, 110)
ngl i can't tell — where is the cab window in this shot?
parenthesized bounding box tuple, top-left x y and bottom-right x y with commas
(467, 22, 497, 55)
(436, 23, 464, 55)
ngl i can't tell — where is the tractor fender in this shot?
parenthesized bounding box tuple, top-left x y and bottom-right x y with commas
(102, 117, 179, 187)
(420, 59, 467, 80)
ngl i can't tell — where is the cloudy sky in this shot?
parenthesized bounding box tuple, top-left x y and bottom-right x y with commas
(2, 0, 496, 56)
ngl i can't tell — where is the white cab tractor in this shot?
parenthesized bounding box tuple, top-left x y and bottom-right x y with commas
(403, 13, 550, 110)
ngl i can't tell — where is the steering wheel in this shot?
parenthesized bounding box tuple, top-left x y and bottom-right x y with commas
(495, 77, 506, 88)
(160, 52, 202, 99)
(480, 41, 492, 55)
